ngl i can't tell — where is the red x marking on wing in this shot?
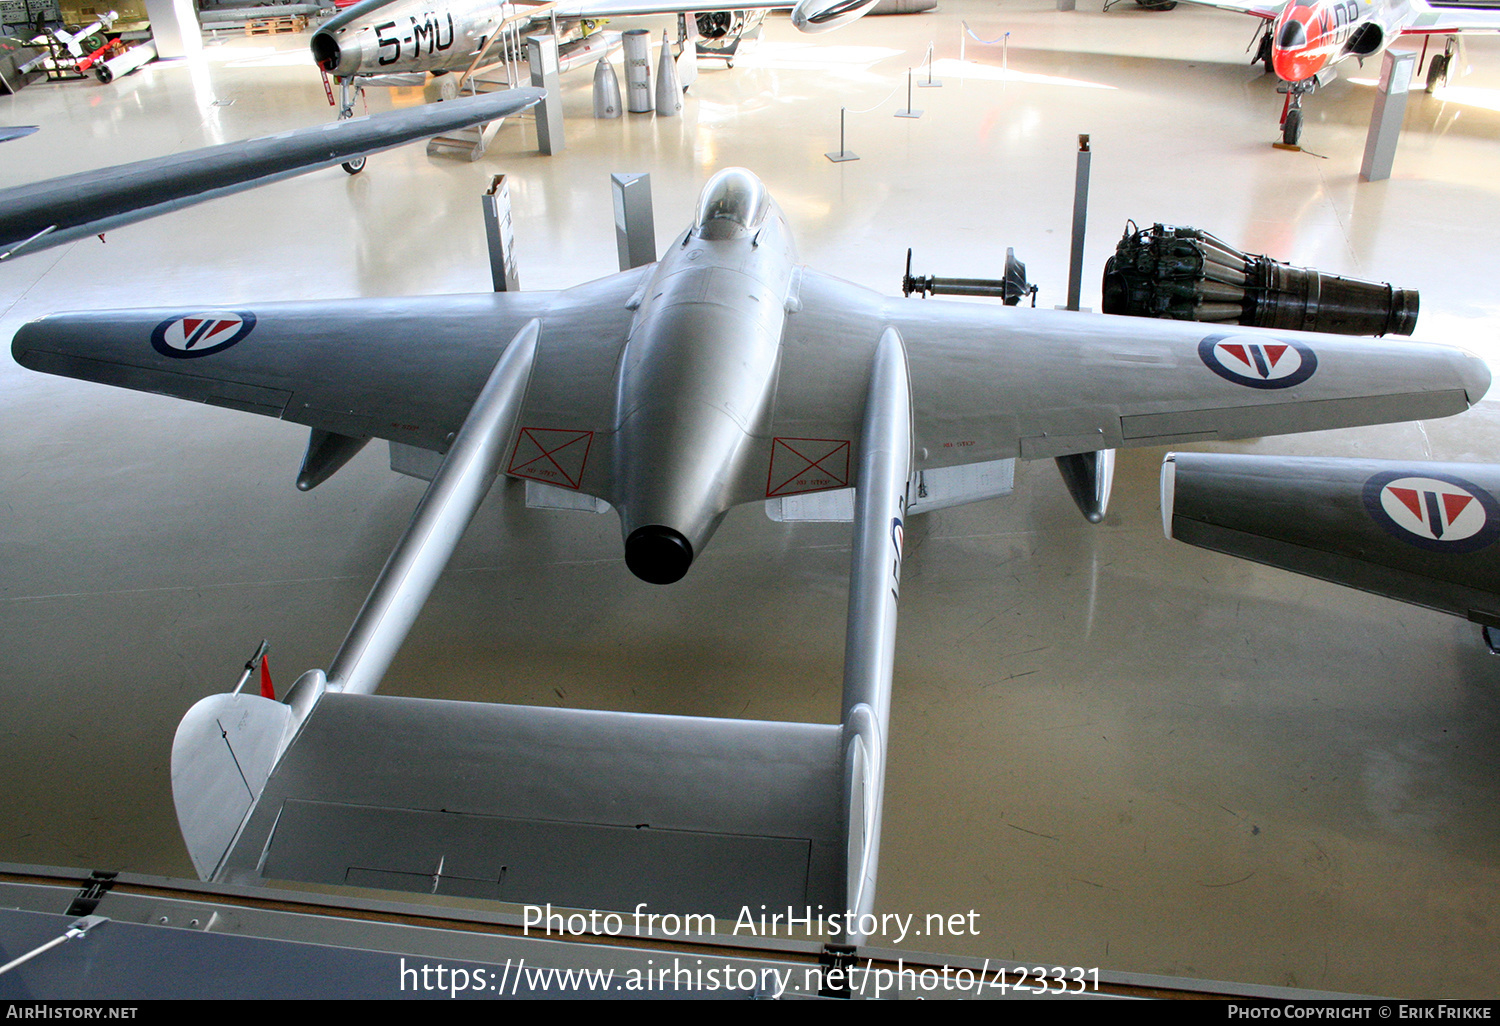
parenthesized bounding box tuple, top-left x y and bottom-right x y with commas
(507, 427, 594, 489)
(766, 437, 851, 497)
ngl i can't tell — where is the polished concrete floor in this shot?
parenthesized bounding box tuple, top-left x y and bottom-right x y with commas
(3, 0, 1500, 997)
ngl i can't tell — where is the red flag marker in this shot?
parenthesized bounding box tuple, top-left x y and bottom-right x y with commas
(259, 655, 275, 700)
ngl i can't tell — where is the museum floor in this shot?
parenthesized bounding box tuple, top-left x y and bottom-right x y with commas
(3, 0, 1500, 997)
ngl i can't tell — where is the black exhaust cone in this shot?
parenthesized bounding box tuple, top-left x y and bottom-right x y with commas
(625, 526, 694, 585)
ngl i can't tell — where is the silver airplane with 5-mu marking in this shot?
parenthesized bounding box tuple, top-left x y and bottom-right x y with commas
(10, 169, 1490, 940)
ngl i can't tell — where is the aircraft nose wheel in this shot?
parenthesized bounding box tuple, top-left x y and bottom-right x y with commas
(1282, 106, 1303, 146)
(337, 106, 365, 175)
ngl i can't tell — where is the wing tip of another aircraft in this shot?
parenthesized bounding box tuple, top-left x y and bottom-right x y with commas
(1160, 453, 1178, 541)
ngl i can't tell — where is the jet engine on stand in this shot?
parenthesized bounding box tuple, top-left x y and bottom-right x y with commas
(1102, 222, 1419, 337)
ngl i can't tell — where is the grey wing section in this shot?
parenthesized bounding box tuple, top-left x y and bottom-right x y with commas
(1163, 452, 1500, 627)
(1174, 0, 1282, 17)
(1406, 1, 1500, 33)
(883, 298, 1488, 467)
(552, 0, 791, 14)
(767, 270, 1487, 511)
(11, 268, 647, 502)
(0, 88, 543, 260)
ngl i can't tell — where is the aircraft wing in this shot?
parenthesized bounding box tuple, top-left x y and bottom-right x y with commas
(1164, 0, 1283, 21)
(1404, 1, 1500, 34)
(552, 0, 791, 13)
(1163, 452, 1500, 626)
(0, 88, 544, 261)
(10, 267, 650, 502)
(14, 265, 1489, 510)
(768, 271, 1488, 494)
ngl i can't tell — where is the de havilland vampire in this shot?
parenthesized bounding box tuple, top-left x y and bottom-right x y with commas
(11, 169, 1491, 928)
(1162, 0, 1500, 144)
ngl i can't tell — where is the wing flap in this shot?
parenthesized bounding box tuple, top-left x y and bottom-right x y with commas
(20, 347, 295, 417)
(1118, 388, 1472, 444)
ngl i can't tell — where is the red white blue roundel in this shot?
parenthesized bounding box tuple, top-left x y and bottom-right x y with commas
(1198, 334, 1316, 389)
(151, 312, 256, 359)
(1362, 470, 1500, 554)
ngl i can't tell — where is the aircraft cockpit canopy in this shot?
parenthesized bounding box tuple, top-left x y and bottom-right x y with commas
(1278, 18, 1308, 49)
(694, 168, 771, 240)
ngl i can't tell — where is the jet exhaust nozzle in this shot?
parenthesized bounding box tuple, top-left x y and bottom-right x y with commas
(1102, 223, 1419, 337)
(625, 525, 694, 585)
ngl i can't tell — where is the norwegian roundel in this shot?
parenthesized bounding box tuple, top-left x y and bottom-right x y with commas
(151, 312, 256, 359)
(1198, 334, 1316, 389)
(1362, 470, 1500, 554)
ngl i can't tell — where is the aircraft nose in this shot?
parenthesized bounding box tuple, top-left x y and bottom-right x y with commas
(625, 525, 694, 585)
(1273, 48, 1323, 83)
(311, 31, 342, 73)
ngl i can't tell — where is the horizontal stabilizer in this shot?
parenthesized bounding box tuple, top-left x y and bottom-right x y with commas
(1164, 452, 1500, 626)
(171, 692, 297, 880)
(209, 693, 846, 917)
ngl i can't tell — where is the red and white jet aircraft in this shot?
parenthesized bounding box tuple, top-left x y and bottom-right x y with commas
(1175, 0, 1500, 144)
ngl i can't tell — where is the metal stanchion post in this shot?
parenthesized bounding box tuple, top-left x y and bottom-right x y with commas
(1066, 134, 1090, 312)
(826, 107, 859, 162)
(896, 67, 922, 117)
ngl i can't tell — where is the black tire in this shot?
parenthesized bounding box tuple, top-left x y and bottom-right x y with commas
(342, 156, 365, 175)
(1136, 0, 1178, 8)
(1282, 107, 1302, 146)
(1426, 53, 1449, 94)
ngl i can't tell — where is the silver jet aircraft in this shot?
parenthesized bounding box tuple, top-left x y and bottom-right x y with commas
(310, 0, 896, 171)
(10, 168, 1492, 934)
(311, 0, 882, 84)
